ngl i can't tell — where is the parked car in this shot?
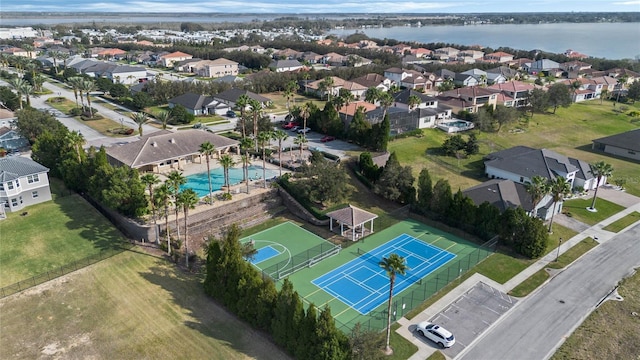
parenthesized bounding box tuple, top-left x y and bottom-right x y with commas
(321, 135, 335, 142)
(282, 121, 299, 129)
(226, 110, 237, 118)
(415, 321, 455, 348)
(297, 127, 311, 134)
(291, 125, 300, 132)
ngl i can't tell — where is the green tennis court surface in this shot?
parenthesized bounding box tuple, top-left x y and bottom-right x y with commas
(284, 218, 494, 332)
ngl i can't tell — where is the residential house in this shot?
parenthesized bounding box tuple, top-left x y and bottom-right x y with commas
(452, 73, 480, 87)
(486, 80, 537, 108)
(322, 52, 347, 66)
(383, 68, 435, 91)
(458, 49, 485, 63)
(556, 76, 616, 102)
(300, 51, 323, 64)
(213, 88, 272, 110)
(1, 47, 32, 58)
(486, 66, 520, 81)
(167, 93, 228, 116)
(433, 47, 460, 61)
(461, 68, 489, 86)
(68, 59, 147, 85)
(507, 58, 535, 71)
(592, 129, 640, 162)
(0, 156, 52, 213)
(0, 127, 29, 152)
(410, 48, 433, 58)
(439, 87, 498, 113)
(524, 59, 561, 75)
(269, 59, 304, 73)
(347, 55, 373, 67)
(482, 146, 586, 219)
(463, 179, 536, 217)
(158, 51, 193, 67)
(196, 58, 239, 78)
(306, 76, 364, 100)
(391, 89, 452, 128)
(483, 51, 514, 63)
(105, 130, 239, 174)
(352, 73, 393, 92)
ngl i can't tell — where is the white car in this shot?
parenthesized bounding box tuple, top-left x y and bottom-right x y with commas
(297, 127, 311, 134)
(416, 321, 455, 348)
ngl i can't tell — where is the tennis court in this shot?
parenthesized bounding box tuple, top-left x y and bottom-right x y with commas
(312, 234, 456, 314)
(240, 221, 341, 280)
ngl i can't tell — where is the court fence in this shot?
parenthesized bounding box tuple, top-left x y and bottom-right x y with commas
(262, 242, 342, 281)
(0, 242, 133, 299)
(331, 237, 497, 333)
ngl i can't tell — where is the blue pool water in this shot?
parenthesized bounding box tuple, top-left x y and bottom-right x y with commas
(181, 165, 278, 197)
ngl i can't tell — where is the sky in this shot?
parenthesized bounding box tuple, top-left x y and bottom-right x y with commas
(3, 0, 640, 14)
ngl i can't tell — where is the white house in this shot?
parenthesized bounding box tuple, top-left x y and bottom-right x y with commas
(0, 156, 52, 213)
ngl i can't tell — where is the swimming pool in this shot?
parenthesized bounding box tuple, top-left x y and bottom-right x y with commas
(181, 165, 278, 197)
(437, 120, 475, 133)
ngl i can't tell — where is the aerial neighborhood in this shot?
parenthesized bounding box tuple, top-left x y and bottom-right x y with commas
(1, 16, 639, 360)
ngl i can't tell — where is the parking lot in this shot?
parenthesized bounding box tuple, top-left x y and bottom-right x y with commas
(424, 282, 518, 358)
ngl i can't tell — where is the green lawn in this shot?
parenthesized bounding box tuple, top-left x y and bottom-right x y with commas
(46, 98, 131, 137)
(603, 211, 640, 232)
(389, 323, 418, 360)
(0, 179, 127, 288)
(0, 250, 290, 360)
(388, 101, 640, 196)
(508, 269, 549, 297)
(562, 197, 626, 225)
(547, 237, 599, 269)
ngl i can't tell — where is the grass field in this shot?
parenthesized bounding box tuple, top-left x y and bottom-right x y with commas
(551, 269, 640, 360)
(603, 211, 640, 232)
(46, 98, 129, 137)
(388, 101, 640, 196)
(284, 219, 491, 332)
(0, 179, 127, 288)
(562, 197, 626, 225)
(0, 250, 290, 360)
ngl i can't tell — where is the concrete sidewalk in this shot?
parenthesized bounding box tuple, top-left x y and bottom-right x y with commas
(397, 188, 640, 360)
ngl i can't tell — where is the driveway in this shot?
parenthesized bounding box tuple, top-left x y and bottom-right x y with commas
(458, 223, 640, 360)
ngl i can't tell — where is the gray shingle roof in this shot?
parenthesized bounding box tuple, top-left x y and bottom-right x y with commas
(0, 157, 49, 182)
(592, 128, 640, 152)
(463, 179, 533, 212)
(106, 130, 239, 168)
(326, 204, 378, 226)
(484, 146, 579, 181)
(214, 88, 270, 104)
(168, 93, 215, 110)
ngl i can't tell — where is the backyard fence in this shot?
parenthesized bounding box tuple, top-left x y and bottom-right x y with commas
(262, 242, 342, 281)
(332, 236, 497, 333)
(0, 242, 133, 299)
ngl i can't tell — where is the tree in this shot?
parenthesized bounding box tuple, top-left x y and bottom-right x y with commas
(493, 105, 519, 131)
(588, 161, 613, 211)
(65, 130, 85, 163)
(109, 83, 128, 98)
(141, 173, 161, 240)
(378, 92, 394, 120)
(284, 80, 299, 117)
(8, 78, 27, 110)
(236, 94, 250, 137)
(431, 179, 453, 216)
(199, 141, 216, 203)
(155, 110, 171, 130)
(80, 79, 97, 117)
(131, 91, 153, 110)
(299, 102, 311, 139)
(257, 130, 273, 188)
(130, 112, 149, 137)
(240, 137, 253, 194)
(166, 170, 187, 244)
(526, 88, 549, 118)
(273, 129, 288, 177)
(294, 133, 308, 162)
(525, 175, 549, 218)
(170, 104, 194, 124)
(547, 176, 572, 233)
(546, 83, 572, 114)
(176, 188, 198, 267)
(297, 153, 351, 206)
(379, 253, 408, 354)
(68, 76, 84, 109)
(364, 87, 381, 105)
(219, 154, 237, 194)
(374, 152, 415, 204)
(627, 80, 640, 103)
(417, 168, 433, 212)
(349, 323, 385, 360)
(0, 86, 20, 110)
(155, 183, 172, 254)
(319, 76, 335, 101)
(249, 98, 262, 150)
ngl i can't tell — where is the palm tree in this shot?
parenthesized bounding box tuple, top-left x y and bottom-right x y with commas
(588, 161, 613, 211)
(294, 133, 307, 162)
(236, 94, 250, 137)
(140, 173, 160, 241)
(299, 102, 311, 139)
(365, 87, 382, 105)
(284, 80, 299, 117)
(66, 130, 85, 163)
(272, 130, 288, 177)
(199, 141, 216, 204)
(155, 110, 172, 129)
(407, 94, 421, 111)
(379, 92, 394, 119)
(80, 79, 97, 117)
(166, 170, 187, 244)
(615, 75, 629, 103)
(379, 253, 408, 355)
(525, 175, 549, 218)
(155, 183, 171, 254)
(24, 62, 38, 81)
(176, 188, 198, 267)
(257, 130, 274, 189)
(219, 154, 237, 194)
(31, 73, 45, 92)
(248, 98, 262, 151)
(570, 80, 582, 101)
(59, 52, 70, 70)
(49, 50, 61, 74)
(130, 112, 149, 137)
(547, 177, 572, 233)
(240, 137, 253, 194)
(68, 76, 84, 109)
(8, 78, 27, 109)
(319, 76, 335, 101)
(600, 89, 609, 104)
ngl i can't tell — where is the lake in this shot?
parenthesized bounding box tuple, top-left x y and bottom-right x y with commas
(330, 22, 640, 60)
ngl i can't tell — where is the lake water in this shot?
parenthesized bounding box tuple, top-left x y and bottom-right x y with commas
(330, 22, 640, 60)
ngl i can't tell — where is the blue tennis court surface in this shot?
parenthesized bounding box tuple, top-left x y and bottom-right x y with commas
(312, 234, 456, 315)
(251, 245, 281, 264)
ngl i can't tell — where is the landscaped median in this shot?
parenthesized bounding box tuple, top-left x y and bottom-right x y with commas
(603, 211, 640, 233)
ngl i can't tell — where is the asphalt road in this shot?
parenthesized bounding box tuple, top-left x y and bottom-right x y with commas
(459, 223, 640, 360)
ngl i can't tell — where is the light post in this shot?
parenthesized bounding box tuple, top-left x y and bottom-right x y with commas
(556, 237, 563, 262)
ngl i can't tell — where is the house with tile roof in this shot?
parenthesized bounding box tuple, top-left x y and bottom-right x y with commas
(352, 73, 393, 92)
(158, 51, 193, 67)
(105, 129, 239, 173)
(0, 156, 52, 213)
(483, 51, 515, 63)
(486, 80, 537, 108)
(438, 86, 498, 113)
(592, 129, 640, 162)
